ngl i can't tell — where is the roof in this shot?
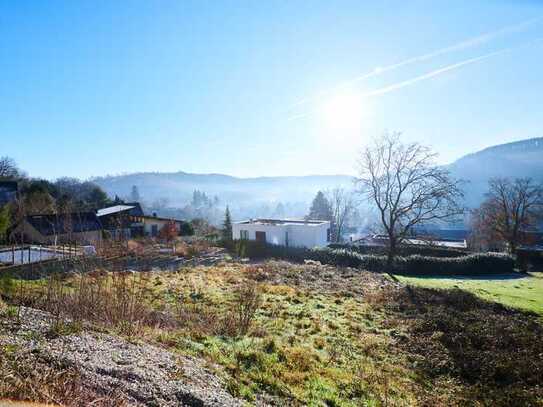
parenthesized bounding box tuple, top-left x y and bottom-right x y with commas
(97, 205, 135, 217)
(26, 212, 102, 236)
(236, 218, 330, 226)
(142, 215, 185, 223)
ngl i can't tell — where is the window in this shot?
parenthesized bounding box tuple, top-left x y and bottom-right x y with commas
(326, 228, 331, 242)
(255, 231, 266, 243)
(240, 230, 249, 240)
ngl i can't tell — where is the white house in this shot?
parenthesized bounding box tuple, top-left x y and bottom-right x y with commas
(232, 219, 331, 248)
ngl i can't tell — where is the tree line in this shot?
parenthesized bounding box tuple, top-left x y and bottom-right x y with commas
(0, 156, 112, 243)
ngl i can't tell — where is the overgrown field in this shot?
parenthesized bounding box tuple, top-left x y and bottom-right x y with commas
(397, 272, 543, 316)
(1, 261, 542, 406)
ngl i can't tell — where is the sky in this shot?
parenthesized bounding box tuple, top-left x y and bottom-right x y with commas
(1, 0, 542, 180)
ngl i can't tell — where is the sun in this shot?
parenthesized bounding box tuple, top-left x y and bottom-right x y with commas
(321, 90, 364, 131)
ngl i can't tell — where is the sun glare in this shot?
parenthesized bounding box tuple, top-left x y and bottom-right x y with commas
(321, 90, 364, 131)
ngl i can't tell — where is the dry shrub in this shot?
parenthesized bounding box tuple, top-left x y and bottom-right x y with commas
(29, 271, 163, 336)
(173, 240, 210, 258)
(227, 281, 262, 337)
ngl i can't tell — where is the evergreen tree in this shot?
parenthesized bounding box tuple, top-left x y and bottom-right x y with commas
(130, 185, 141, 202)
(308, 191, 332, 220)
(222, 206, 233, 241)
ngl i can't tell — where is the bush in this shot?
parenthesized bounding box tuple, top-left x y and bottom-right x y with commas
(328, 242, 468, 258)
(231, 240, 515, 276)
(393, 252, 515, 276)
(516, 248, 543, 272)
(179, 221, 194, 236)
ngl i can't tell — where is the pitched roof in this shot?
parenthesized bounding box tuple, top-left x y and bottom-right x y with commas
(96, 202, 144, 217)
(26, 212, 102, 236)
(96, 205, 135, 217)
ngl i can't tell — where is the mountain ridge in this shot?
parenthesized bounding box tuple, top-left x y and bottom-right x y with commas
(92, 137, 543, 210)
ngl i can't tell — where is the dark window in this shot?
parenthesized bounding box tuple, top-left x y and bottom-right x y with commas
(240, 230, 249, 240)
(326, 228, 331, 242)
(255, 231, 266, 243)
(151, 224, 158, 237)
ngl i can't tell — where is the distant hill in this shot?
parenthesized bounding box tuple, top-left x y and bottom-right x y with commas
(449, 137, 543, 207)
(92, 138, 543, 214)
(92, 172, 355, 208)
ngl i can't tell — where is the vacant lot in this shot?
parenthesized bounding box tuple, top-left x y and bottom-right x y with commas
(1, 261, 542, 406)
(397, 272, 543, 316)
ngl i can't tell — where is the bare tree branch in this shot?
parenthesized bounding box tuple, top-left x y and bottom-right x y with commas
(472, 177, 543, 253)
(356, 132, 464, 266)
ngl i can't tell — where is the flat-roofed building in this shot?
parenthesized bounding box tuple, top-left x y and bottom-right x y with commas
(233, 218, 331, 248)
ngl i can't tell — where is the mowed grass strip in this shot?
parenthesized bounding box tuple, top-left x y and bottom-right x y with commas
(396, 272, 543, 316)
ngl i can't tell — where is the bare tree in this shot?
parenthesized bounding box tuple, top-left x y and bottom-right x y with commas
(0, 156, 20, 179)
(356, 132, 464, 267)
(475, 177, 543, 253)
(327, 188, 355, 243)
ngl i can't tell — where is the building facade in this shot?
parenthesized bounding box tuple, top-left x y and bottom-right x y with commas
(12, 212, 103, 245)
(232, 219, 331, 248)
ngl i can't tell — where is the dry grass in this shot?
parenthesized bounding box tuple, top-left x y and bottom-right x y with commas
(2, 259, 543, 406)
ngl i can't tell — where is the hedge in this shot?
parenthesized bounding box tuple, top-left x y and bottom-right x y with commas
(232, 240, 515, 276)
(328, 242, 468, 258)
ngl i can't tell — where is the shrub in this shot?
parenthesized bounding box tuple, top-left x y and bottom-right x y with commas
(225, 281, 262, 337)
(393, 252, 515, 276)
(231, 241, 515, 276)
(328, 242, 468, 258)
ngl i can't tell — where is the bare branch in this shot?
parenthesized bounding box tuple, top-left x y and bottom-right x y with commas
(356, 132, 464, 264)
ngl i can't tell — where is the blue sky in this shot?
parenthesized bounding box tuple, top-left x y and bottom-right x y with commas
(1, 0, 542, 180)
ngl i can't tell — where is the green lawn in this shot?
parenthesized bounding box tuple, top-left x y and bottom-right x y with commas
(396, 272, 543, 316)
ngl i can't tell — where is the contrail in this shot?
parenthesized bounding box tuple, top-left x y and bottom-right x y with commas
(363, 47, 515, 97)
(287, 38, 543, 121)
(290, 16, 542, 108)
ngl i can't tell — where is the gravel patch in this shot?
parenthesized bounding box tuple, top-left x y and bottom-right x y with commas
(0, 308, 242, 407)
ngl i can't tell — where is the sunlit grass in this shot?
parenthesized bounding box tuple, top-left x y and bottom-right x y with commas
(396, 272, 543, 316)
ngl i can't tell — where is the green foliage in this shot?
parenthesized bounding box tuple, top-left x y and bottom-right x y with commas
(0, 204, 10, 242)
(308, 191, 332, 221)
(393, 253, 515, 275)
(233, 241, 515, 275)
(222, 206, 233, 242)
(179, 221, 194, 236)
